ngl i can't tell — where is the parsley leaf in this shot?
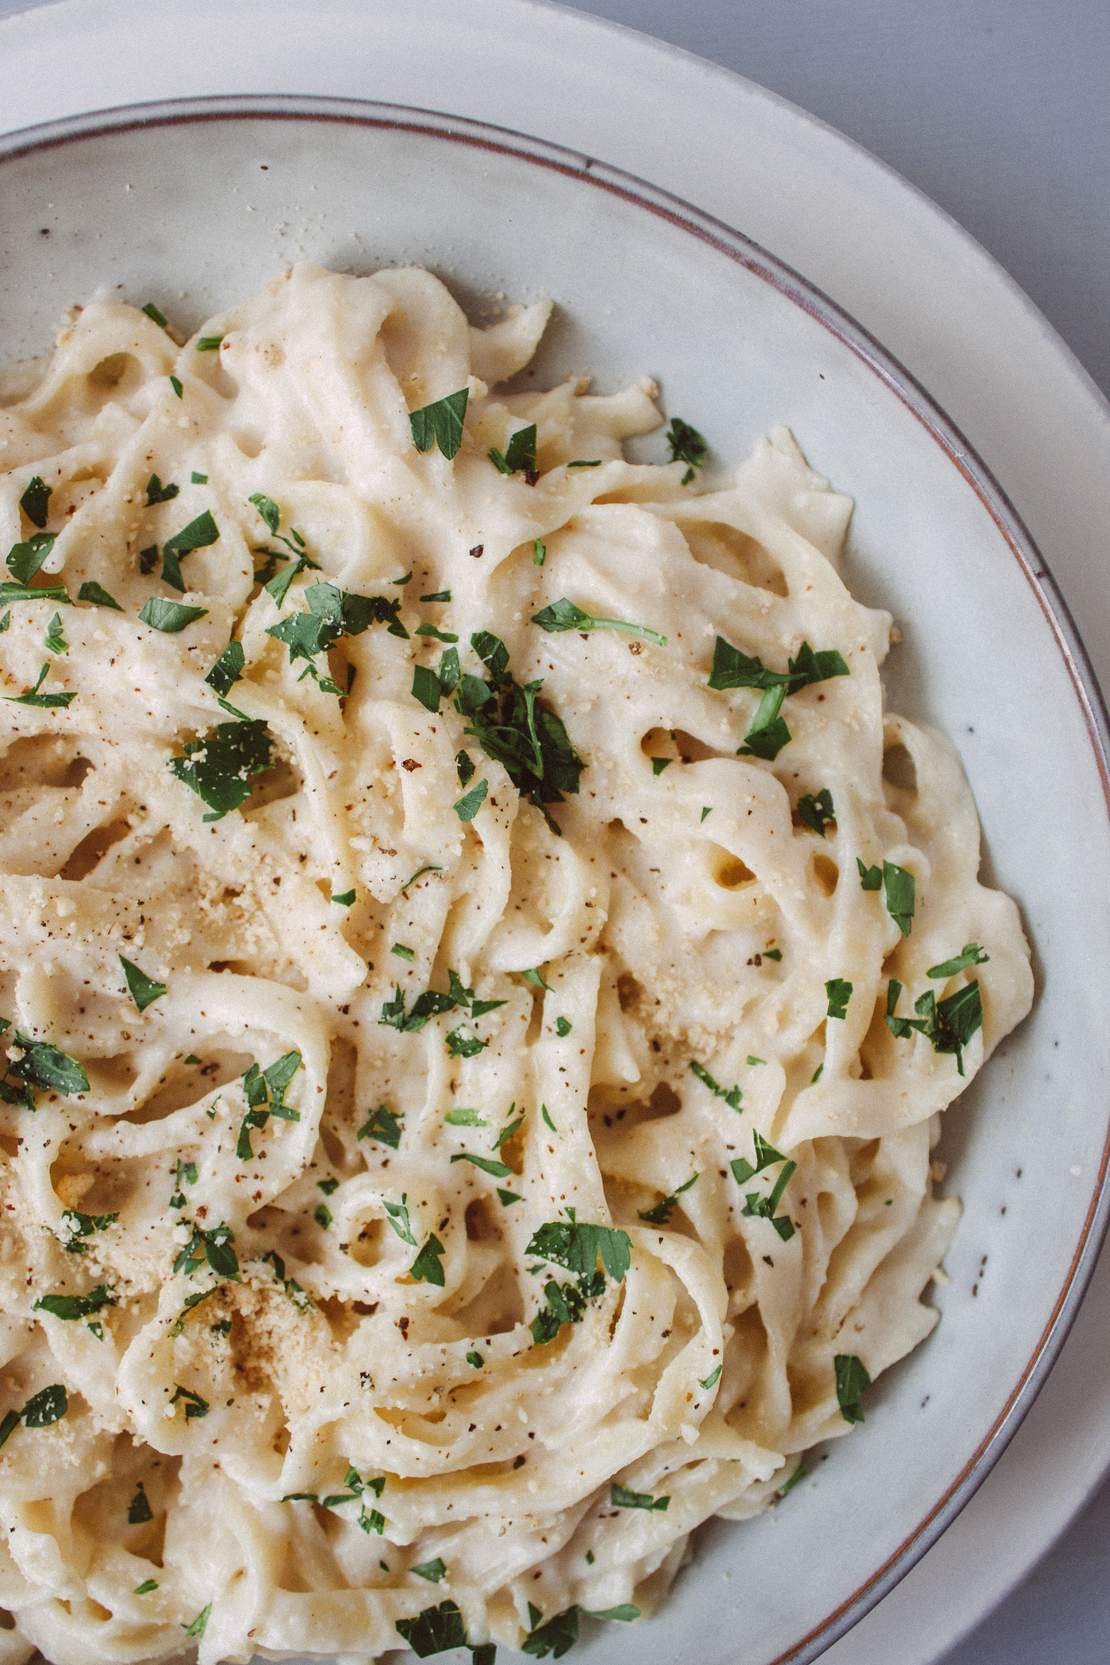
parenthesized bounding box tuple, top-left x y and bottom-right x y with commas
(927, 943, 989, 979)
(34, 1284, 115, 1320)
(237, 1050, 302, 1160)
(196, 334, 223, 352)
(555, 1015, 572, 1036)
(160, 510, 219, 592)
(409, 389, 469, 460)
(172, 1218, 239, 1279)
(857, 858, 882, 890)
(610, 1483, 669, 1512)
(450, 1152, 512, 1179)
(532, 596, 667, 647)
(834, 1352, 871, 1424)
(19, 475, 51, 528)
(43, 611, 67, 655)
(77, 581, 123, 610)
(731, 1132, 797, 1241)
(488, 422, 537, 478)
(882, 861, 915, 937)
(141, 301, 168, 328)
(182, 1602, 212, 1636)
(689, 1058, 743, 1111)
(127, 1482, 153, 1524)
(410, 1235, 446, 1286)
(665, 415, 708, 484)
(205, 638, 245, 697)
(144, 472, 179, 506)
(526, 1217, 631, 1282)
(0, 1383, 67, 1447)
(738, 683, 790, 760)
(886, 977, 983, 1075)
(170, 1384, 210, 1420)
(454, 779, 488, 821)
(6, 530, 56, 584)
(0, 1025, 89, 1098)
(796, 787, 835, 836)
(523, 1604, 579, 1658)
(58, 1209, 117, 1252)
(139, 597, 207, 633)
(826, 978, 852, 1020)
(410, 1558, 447, 1583)
(378, 1194, 416, 1247)
(457, 633, 585, 820)
(6, 662, 76, 709)
(357, 1104, 403, 1148)
(395, 1599, 470, 1656)
(638, 1172, 698, 1224)
(168, 718, 274, 822)
(533, 538, 546, 566)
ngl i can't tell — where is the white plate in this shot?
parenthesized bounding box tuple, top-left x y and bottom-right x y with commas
(1, 6, 1109, 1664)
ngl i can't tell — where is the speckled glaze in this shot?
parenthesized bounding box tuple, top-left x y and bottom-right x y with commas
(1, 95, 1107, 1665)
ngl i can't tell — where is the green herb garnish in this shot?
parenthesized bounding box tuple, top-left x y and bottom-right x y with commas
(532, 596, 666, 647)
(6, 662, 76, 709)
(139, 597, 207, 633)
(127, 1482, 154, 1523)
(825, 978, 852, 1020)
(34, 1284, 116, 1320)
(410, 1235, 447, 1287)
(927, 943, 989, 979)
(145, 472, 179, 506)
(689, 1058, 742, 1111)
(665, 416, 707, 484)
(237, 1050, 301, 1160)
(731, 1131, 796, 1240)
(77, 581, 122, 610)
(796, 788, 835, 836)
(160, 509, 219, 591)
(168, 718, 274, 821)
(638, 1172, 698, 1224)
(488, 422, 537, 478)
(357, 1104, 403, 1148)
(409, 389, 469, 460)
(610, 1483, 669, 1512)
(0, 1383, 68, 1448)
(19, 476, 51, 528)
(834, 1353, 870, 1424)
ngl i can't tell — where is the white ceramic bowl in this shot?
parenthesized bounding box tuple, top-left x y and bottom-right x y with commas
(2, 98, 1108, 1665)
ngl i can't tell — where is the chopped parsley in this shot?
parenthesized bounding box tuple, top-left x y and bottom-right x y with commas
(0, 1020, 89, 1101)
(927, 943, 989, 979)
(532, 596, 667, 647)
(313, 1203, 333, 1230)
(409, 389, 469, 461)
(526, 1215, 631, 1282)
(391, 943, 415, 962)
(141, 301, 168, 328)
(665, 415, 708, 484)
(414, 623, 459, 643)
(710, 637, 849, 760)
(610, 1483, 669, 1512)
(521, 967, 553, 992)
(638, 1172, 698, 1224)
(857, 858, 882, 890)
(196, 334, 224, 351)
(58, 1208, 117, 1252)
(541, 1103, 557, 1133)
(453, 779, 488, 821)
(699, 1363, 723, 1390)
(796, 787, 835, 836)
(191, 471, 208, 484)
(586, 1605, 641, 1623)
(77, 581, 123, 610)
(523, 1604, 579, 1658)
(882, 862, 915, 936)
(651, 756, 672, 775)
(204, 638, 245, 698)
(182, 1602, 212, 1636)
(420, 589, 452, 603)
(6, 662, 76, 708)
(555, 1016, 572, 1036)
(138, 597, 208, 633)
(533, 538, 547, 566)
(134, 1579, 159, 1594)
(566, 458, 601, 469)
(44, 612, 67, 654)
(488, 422, 537, 478)
(445, 1027, 485, 1058)
(169, 1384, 209, 1420)
(834, 1352, 871, 1424)
(826, 978, 852, 1020)
(380, 972, 504, 1034)
(144, 472, 179, 505)
(450, 1152, 512, 1179)
(127, 1482, 153, 1524)
(395, 1599, 476, 1657)
(168, 717, 275, 821)
(237, 1050, 301, 1160)
(886, 977, 983, 1075)
(267, 581, 407, 694)
(6, 529, 55, 583)
(34, 1284, 115, 1321)
(731, 1131, 796, 1240)
(0, 1383, 68, 1448)
(358, 1104, 403, 1148)
(410, 1235, 446, 1287)
(0, 578, 68, 606)
(410, 1558, 447, 1583)
(160, 509, 219, 591)
(169, 376, 183, 398)
(172, 1220, 239, 1279)
(383, 1195, 417, 1246)
(19, 476, 51, 528)
(332, 888, 356, 907)
(466, 1349, 484, 1369)
(689, 1058, 743, 1111)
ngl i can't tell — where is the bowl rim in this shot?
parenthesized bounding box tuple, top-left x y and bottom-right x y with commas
(2, 90, 1108, 1665)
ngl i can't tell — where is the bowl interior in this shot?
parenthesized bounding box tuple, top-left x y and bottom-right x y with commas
(2, 101, 1108, 1665)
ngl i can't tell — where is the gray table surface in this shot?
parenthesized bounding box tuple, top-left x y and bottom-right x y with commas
(0, 1, 1107, 1661)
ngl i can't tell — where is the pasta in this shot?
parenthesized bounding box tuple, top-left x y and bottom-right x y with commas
(0, 264, 1032, 1665)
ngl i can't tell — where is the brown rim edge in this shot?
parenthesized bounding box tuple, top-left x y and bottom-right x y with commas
(1, 91, 1108, 1665)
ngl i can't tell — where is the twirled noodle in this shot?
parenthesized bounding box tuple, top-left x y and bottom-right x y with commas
(0, 265, 1031, 1665)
